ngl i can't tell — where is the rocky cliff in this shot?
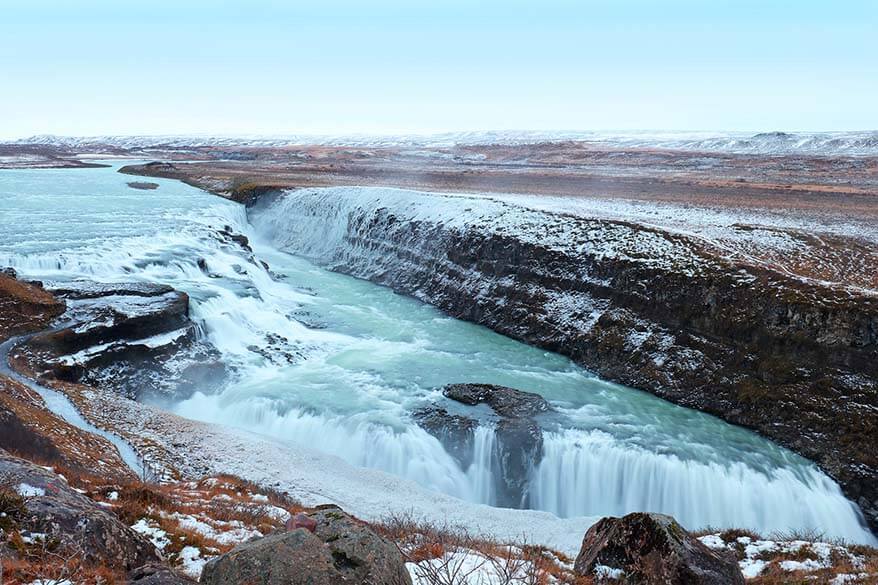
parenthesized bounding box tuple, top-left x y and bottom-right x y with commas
(247, 186, 878, 531)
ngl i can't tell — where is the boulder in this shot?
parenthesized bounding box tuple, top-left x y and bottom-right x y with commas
(574, 513, 744, 584)
(201, 505, 411, 585)
(308, 506, 412, 584)
(0, 449, 160, 571)
(285, 512, 317, 533)
(443, 383, 550, 418)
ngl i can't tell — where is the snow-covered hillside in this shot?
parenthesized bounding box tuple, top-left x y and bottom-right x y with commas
(9, 130, 878, 156)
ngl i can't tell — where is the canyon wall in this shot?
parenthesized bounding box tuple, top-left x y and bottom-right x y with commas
(248, 187, 878, 530)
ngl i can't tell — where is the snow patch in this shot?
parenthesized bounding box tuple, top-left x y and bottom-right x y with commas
(131, 518, 171, 551)
(179, 545, 208, 578)
(594, 564, 626, 580)
(408, 548, 543, 585)
(17, 483, 45, 497)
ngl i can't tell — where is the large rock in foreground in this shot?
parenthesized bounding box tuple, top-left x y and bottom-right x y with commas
(0, 449, 160, 571)
(574, 512, 744, 584)
(201, 505, 411, 585)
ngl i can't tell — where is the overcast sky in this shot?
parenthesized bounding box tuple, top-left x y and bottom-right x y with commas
(1, 0, 876, 138)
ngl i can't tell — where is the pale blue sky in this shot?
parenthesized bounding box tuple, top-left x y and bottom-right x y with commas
(1, 0, 876, 138)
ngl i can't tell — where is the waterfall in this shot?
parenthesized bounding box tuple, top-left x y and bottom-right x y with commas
(531, 430, 872, 541)
(3, 168, 875, 546)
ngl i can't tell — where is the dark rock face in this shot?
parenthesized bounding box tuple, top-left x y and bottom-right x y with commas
(48, 281, 175, 299)
(201, 506, 411, 585)
(444, 384, 549, 508)
(0, 449, 160, 571)
(574, 513, 745, 584)
(415, 384, 549, 508)
(443, 383, 550, 418)
(219, 224, 253, 252)
(127, 563, 197, 584)
(251, 191, 878, 530)
(18, 280, 223, 400)
(127, 181, 160, 191)
(412, 405, 478, 468)
(493, 417, 544, 508)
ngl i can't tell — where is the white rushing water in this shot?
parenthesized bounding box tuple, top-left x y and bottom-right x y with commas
(0, 163, 874, 544)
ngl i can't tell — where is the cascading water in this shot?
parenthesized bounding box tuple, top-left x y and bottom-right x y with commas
(1, 165, 874, 544)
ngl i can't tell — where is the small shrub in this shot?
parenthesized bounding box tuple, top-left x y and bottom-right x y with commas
(0, 486, 28, 531)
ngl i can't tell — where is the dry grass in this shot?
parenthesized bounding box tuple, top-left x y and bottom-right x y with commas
(91, 473, 303, 571)
(0, 375, 135, 483)
(747, 548, 878, 585)
(0, 554, 124, 585)
(0, 273, 65, 341)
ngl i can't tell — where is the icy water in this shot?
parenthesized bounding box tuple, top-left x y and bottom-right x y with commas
(1, 163, 874, 543)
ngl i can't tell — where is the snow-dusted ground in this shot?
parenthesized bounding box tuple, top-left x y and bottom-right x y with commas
(698, 532, 875, 581)
(460, 188, 878, 294)
(407, 548, 552, 585)
(479, 189, 878, 246)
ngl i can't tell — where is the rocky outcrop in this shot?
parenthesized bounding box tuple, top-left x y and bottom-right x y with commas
(443, 383, 550, 418)
(574, 512, 745, 584)
(248, 188, 878, 530)
(127, 181, 160, 190)
(16, 280, 223, 400)
(0, 274, 135, 480)
(0, 449, 160, 570)
(201, 505, 411, 585)
(415, 383, 550, 507)
(0, 271, 65, 340)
